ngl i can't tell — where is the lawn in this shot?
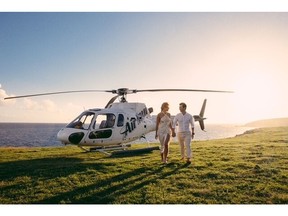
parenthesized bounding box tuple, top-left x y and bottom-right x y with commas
(0, 127, 287, 204)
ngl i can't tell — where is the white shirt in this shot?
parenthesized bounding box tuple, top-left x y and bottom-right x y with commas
(172, 112, 194, 132)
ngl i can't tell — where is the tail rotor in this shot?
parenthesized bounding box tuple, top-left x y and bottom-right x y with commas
(193, 99, 207, 131)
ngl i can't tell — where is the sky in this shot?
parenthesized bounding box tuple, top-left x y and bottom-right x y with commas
(1, 10, 288, 124)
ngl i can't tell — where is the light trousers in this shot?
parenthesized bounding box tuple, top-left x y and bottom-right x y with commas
(177, 131, 192, 159)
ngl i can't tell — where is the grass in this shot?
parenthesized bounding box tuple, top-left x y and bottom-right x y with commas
(0, 127, 287, 204)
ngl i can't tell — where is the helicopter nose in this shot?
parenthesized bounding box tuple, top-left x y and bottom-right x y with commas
(57, 128, 85, 145)
(57, 128, 70, 144)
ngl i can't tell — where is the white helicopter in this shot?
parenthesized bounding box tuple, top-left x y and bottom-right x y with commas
(5, 88, 232, 153)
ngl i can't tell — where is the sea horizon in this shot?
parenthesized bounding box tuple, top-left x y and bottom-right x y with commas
(0, 122, 254, 148)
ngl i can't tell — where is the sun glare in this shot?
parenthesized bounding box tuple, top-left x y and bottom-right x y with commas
(232, 71, 278, 123)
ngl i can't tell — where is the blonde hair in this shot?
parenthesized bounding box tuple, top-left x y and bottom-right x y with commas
(161, 102, 169, 111)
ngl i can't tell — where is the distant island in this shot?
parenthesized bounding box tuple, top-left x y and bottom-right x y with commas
(245, 117, 288, 128)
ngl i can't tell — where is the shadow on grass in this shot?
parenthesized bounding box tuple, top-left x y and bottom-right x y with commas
(0, 154, 190, 204)
(36, 162, 190, 204)
(109, 146, 160, 158)
(0, 157, 111, 181)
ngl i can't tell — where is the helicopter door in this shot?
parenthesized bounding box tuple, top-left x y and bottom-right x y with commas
(87, 114, 116, 141)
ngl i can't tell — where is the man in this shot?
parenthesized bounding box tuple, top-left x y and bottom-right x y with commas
(172, 102, 195, 163)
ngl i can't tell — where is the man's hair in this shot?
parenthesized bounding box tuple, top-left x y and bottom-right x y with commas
(179, 102, 187, 109)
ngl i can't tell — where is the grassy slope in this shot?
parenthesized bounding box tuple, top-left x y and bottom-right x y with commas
(0, 127, 287, 204)
(245, 117, 288, 128)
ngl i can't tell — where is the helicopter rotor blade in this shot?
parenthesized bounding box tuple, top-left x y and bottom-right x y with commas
(4, 87, 233, 100)
(135, 89, 234, 93)
(4, 90, 113, 100)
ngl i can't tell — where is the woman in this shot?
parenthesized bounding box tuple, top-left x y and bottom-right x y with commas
(155, 102, 173, 164)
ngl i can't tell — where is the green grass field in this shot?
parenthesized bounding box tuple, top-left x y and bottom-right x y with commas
(0, 127, 287, 204)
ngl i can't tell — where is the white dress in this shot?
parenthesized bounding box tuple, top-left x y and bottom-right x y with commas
(157, 113, 172, 153)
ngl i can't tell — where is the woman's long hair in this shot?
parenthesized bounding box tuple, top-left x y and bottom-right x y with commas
(161, 102, 169, 111)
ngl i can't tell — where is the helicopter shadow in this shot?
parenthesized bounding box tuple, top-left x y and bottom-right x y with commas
(1, 150, 190, 204)
(0, 156, 114, 195)
(109, 146, 160, 158)
(36, 162, 190, 204)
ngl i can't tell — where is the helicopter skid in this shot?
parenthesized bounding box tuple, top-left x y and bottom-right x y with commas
(79, 144, 159, 156)
(79, 144, 132, 155)
(110, 146, 160, 156)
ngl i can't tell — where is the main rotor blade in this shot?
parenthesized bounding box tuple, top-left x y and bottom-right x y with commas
(136, 89, 234, 93)
(4, 90, 112, 100)
(4, 87, 234, 100)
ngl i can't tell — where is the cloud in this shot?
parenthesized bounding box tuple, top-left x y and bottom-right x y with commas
(0, 84, 58, 111)
(0, 88, 16, 106)
(23, 98, 58, 112)
(42, 99, 58, 112)
(23, 98, 39, 110)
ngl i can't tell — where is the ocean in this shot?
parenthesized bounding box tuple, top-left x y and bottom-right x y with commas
(0, 123, 254, 147)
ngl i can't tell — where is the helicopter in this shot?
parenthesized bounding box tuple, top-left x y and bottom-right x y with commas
(5, 88, 232, 153)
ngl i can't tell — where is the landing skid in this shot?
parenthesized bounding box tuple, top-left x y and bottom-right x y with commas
(78, 144, 130, 155)
(78, 144, 159, 156)
(78, 134, 159, 155)
(111, 146, 159, 156)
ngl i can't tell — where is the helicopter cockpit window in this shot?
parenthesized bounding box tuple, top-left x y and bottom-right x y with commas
(67, 112, 95, 130)
(95, 114, 116, 129)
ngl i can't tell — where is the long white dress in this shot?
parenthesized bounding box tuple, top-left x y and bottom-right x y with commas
(157, 113, 172, 153)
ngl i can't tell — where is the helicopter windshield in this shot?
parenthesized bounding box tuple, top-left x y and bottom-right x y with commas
(67, 112, 95, 130)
